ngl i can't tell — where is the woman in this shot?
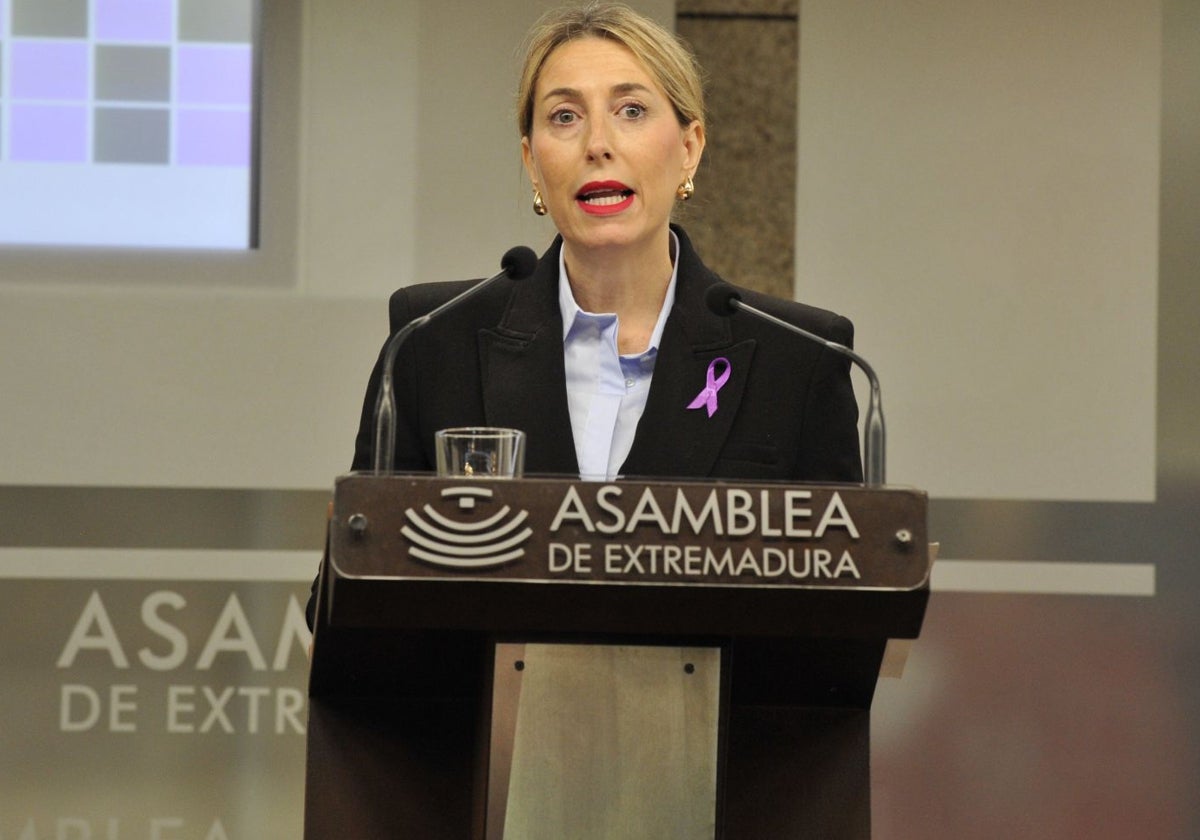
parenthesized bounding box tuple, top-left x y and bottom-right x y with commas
(307, 10, 866, 829)
(346, 2, 862, 486)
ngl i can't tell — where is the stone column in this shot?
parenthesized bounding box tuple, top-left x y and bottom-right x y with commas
(676, 0, 798, 298)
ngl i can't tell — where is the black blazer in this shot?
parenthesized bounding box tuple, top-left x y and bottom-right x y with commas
(349, 225, 862, 484)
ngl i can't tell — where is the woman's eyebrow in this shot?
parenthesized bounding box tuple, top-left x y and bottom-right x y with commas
(542, 86, 582, 102)
(541, 82, 653, 102)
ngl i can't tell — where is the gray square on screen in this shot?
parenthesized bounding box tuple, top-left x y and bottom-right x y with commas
(13, 0, 88, 37)
(95, 107, 170, 164)
(96, 46, 172, 102)
(180, 0, 253, 43)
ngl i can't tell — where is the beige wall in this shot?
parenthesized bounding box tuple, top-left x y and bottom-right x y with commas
(798, 0, 1160, 501)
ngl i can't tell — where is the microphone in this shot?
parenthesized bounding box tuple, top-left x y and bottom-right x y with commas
(372, 246, 539, 473)
(705, 283, 886, 486)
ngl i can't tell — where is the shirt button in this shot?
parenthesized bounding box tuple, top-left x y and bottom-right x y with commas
(625, 378, 635, 388)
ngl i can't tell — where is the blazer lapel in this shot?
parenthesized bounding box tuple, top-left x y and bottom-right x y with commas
(622, 330, 755, 478)
(622, 228, 756, 478)
(478, 242, 580, 475)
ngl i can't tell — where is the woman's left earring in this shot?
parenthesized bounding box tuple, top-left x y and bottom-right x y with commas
(533, 190, 548, 216)
(676, 176, 695, 201)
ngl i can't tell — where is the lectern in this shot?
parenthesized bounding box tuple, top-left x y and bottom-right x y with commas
(306, 474, 929, 839)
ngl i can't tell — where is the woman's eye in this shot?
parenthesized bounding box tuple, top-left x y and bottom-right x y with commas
(550, 110, 577, 125)
(620, 103, 645, 119)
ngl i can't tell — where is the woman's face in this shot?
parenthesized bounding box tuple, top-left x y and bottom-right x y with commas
(522, 37, 704, 257)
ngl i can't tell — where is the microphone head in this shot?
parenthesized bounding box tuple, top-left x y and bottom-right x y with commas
(501, 246, 538, 280)
(705, 283, 742, 317)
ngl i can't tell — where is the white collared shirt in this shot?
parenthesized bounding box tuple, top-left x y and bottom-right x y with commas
(559, 231, 680, 480)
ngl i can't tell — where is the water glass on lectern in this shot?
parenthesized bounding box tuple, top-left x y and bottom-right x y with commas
(435, 427, 526, 478)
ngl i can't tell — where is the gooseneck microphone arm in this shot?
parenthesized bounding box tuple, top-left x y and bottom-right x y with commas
(705, 284, 886, 486)
(372, 246, 539, 474)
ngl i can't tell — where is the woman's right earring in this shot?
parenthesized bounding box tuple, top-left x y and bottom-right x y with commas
(676, 175, 695, 201)
(533, 190, 548, 216)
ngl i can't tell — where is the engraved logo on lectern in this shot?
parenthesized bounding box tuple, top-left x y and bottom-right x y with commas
(400, 486, 533, 569)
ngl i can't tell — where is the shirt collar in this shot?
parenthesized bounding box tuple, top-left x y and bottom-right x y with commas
(558, 230, 681, 355)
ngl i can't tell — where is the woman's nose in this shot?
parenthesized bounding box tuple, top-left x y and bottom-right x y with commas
(585, 120, 614, 161)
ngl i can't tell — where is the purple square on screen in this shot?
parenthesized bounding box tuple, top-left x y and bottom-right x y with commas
(96, 0, 173, 42)
(176, 108, 251, 166)
(177, 45, 252, 106)
(12, 42, 89, 100)
(11, 105, 88, 162)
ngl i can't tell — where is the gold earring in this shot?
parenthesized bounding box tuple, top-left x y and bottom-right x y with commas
(533, 189, 548, 216)
(676, 175, 695, 201)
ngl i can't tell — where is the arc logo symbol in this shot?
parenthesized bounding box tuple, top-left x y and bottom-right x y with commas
(400, 486, 534, 569)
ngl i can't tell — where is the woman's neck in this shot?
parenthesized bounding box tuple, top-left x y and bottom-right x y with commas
(562, 230, 675, 354)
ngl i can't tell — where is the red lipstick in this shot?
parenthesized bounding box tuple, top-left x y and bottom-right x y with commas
(576, 180, 635, 215)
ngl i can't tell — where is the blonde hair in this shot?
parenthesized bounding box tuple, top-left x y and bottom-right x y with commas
(516, 3, 706, 138)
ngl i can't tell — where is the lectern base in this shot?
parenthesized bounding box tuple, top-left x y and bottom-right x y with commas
(305, 640, 875, 840)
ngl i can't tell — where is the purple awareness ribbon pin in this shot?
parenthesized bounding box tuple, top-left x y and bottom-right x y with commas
(686, 357, 731, 418)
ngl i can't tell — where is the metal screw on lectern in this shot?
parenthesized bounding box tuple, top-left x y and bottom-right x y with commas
(347, 513, 368, 537)
(684, 663, 695, 675)
(894, 529, 913, 546)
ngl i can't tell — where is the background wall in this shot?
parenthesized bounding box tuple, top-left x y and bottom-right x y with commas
(1, 0, 1196, 837)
